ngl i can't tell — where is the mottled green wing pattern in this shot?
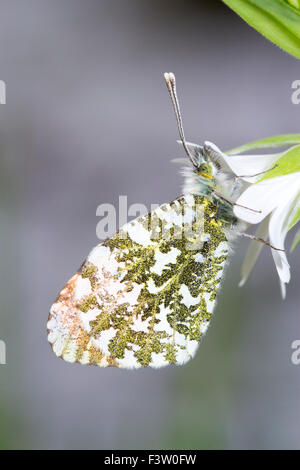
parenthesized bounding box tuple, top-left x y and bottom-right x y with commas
(48, 194, 228, 368)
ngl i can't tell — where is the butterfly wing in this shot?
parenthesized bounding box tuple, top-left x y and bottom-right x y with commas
(48, 194, 229, 368)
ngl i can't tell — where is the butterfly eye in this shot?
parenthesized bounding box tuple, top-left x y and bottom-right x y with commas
(197, 163, 213, 179)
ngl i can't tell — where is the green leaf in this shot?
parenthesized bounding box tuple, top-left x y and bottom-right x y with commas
(223, 0, 300, 60)
(290, 228, 300, 252)
(227, 134, 300, 154)
(258, 144, 300, 180)
(287, 0, 300, 9)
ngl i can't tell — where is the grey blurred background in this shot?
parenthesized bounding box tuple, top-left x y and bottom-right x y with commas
(0, 0, 299, 450)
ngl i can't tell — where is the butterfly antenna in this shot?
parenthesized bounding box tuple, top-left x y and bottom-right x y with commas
(164, 73, 198, 168)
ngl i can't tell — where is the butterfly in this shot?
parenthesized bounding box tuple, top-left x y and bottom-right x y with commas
(48, 73, 275, 369)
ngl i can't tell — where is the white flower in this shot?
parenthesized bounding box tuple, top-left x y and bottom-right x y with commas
(233, 172, 300, 298)
(219, 146, 300, 298)
(204, 141, 300, 297)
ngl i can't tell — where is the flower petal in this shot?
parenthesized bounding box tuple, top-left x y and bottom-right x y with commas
(271, 249, 290, 285)
(223, 154, 281, 183)
(269, 186, 300, 250)
(239, 216, 270, 287)
(280, 280, 286, 300)
(268, 188, 300, 286)
(205, 141, 281, 182)
(233, 173, 300, 224)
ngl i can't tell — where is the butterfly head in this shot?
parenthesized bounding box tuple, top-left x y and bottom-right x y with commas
(197, 165, 213, 180)
(183, 142, 218, 182)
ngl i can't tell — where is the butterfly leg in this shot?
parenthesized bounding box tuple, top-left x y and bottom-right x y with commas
(234, 164, 278, 180)
(235, 230, 285, 252)
(213, 190, 261, 214)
